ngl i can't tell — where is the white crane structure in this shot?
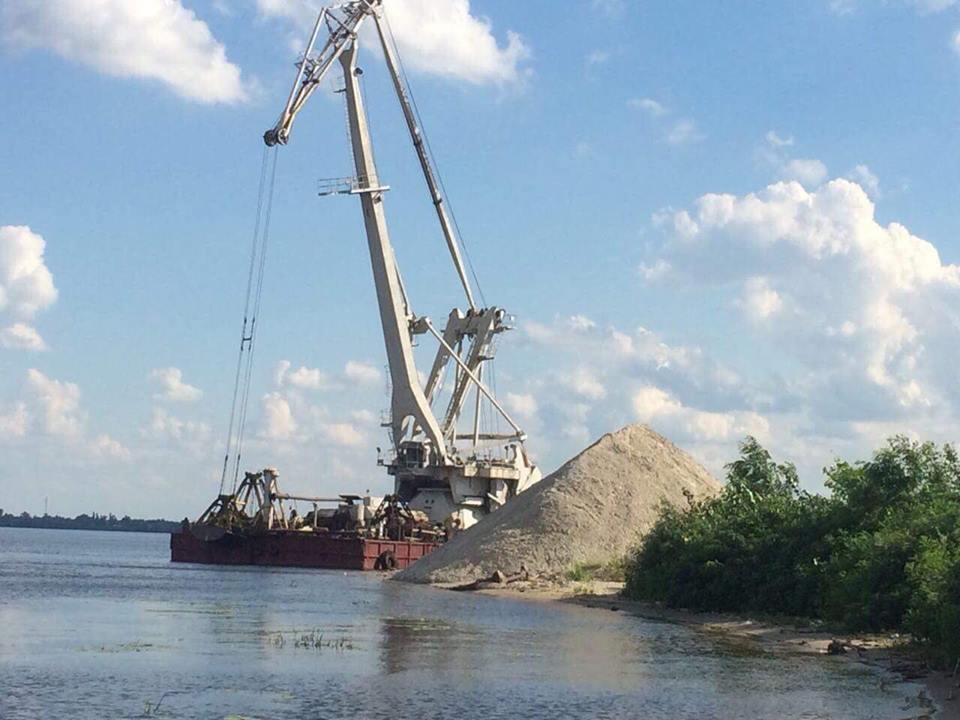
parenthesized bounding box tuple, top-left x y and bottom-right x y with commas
(263, 0, 540, 529)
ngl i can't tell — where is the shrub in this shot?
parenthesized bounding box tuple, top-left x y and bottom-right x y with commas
(625, 436, 960, 666)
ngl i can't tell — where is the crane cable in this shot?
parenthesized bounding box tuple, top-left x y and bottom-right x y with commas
(381, 9, 487, 308)
(218, 146, 280, 496)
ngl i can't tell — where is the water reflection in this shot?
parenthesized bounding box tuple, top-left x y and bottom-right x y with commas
(0, 528, 926, 720)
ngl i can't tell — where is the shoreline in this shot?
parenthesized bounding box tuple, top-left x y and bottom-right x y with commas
(451, 578, 957, 720)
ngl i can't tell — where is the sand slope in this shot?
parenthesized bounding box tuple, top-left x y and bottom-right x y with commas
(395, 424, 721, 584)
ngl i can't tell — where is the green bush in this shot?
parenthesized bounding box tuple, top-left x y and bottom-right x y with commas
(625, 436, 960, 667)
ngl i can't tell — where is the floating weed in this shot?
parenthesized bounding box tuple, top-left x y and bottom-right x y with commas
(266, 628, 355, 651)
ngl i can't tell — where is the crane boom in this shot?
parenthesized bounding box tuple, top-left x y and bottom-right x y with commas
(338, 41, 448, 460)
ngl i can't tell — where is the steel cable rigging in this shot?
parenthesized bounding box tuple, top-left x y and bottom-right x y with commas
(218, 147, 280, 496)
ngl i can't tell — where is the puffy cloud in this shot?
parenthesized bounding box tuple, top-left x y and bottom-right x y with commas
(90, 434, 131, 460)
(0, 226, 57, 319)
(562, 367, 607, 400)
(26, 369, 83, 438)
(321, 422, 364, 447)
(758, 132, 829, 188)
(257, 0, 530, 85)
(505, 392, 538, 421)
(1, 322, 46, 351)
(2, 0, 248, 104)
(739, 277, 783, 320)
(0, 226, 56, 351)
(0, 403, 29, 439)
(150, 367, 202, 403)
(781, 158, 828, 187)
(148, 407, 211, 447)
(261, 392, 297, 440)
(638, 259, 671, 281)
(632, 385, 769, 443)
(344, 360, 381, 386)
(647, 174, 960, 426)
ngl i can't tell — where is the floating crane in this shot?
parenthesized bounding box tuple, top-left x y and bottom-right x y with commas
(263, 0, 540, 529)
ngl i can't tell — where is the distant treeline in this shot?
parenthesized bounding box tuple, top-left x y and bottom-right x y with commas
(626, 436, 960, 668)
(0, 510, 179, 534)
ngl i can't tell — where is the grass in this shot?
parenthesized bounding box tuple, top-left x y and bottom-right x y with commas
(566, 557, 628, 583)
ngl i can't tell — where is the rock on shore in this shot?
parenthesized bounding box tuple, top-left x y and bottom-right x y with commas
(395, 424, 722, 585)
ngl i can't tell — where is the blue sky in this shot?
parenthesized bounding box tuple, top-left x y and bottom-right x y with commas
(3, 0, 960, 518)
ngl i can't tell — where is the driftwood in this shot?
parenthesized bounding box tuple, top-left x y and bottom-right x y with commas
(449, 566, 530, 592)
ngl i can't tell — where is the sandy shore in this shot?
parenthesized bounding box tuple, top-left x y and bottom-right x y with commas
(451, 579, 958, 720)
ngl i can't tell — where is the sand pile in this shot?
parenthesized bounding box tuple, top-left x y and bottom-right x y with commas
(396, 424, 722, 585)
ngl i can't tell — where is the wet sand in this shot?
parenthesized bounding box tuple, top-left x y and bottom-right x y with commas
(456, 579, 958, 720)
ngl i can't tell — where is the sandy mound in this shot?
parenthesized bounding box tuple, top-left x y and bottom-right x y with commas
(395, 424, 721, 585)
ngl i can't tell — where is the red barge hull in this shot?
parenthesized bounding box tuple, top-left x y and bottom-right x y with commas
(170, 530, 439, 571)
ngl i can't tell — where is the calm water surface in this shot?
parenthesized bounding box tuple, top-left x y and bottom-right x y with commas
(0, 527, 926, 719)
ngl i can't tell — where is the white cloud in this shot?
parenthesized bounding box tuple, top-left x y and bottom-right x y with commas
(351, 409, 378, 425)
(1, 322, 46, 350)
(628, 97, 667, 117)
(781, 158, 828, 187)
(739, 276, 783, 320)
(0, 403, 28, 439)
(638, 259, 672, 282)
(321, 422, 364, 447)
(274, 360, 329, 390)
(829, 0, 857, 14)
(26, 369, 83, 438)
(2, 0, 248, 104)
(567, 314, 597, 332)
(505, 392, 538, 421)
(912, 0, 957, 13)
(759, 132, 831, 189)
(344, 360, 381, 386)
(288, 366, 328, 390)
(150, 367, 202, 403)
(632, 385, 769, 443)
(148, 407, 211, 447)
(562, 367, 607, 400)
(257, 0, 530, 86)
(91, 433, 131, 461)
(261, 392, 297, 440)
(586, 50, 609, 66)
(0, 225, 57, 319)
(632, 386, 682, 420)
(650, 176, 960, 419)
(628, 100, 702, 145)
(591, 0, 626, 17)
(666, 118, 703, 146)
(847, 164, 880, 197)
(765, 130, 794, 148)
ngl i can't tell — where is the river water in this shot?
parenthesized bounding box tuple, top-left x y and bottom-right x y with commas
(0, 527, 928, 720)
